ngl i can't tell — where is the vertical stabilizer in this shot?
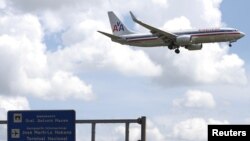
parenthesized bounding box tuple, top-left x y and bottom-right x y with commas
(108, 11, 133, 36)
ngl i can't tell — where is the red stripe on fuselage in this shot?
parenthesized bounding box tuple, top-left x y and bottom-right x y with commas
(127, 37, 159, 42)
(191, 32, 240, 37)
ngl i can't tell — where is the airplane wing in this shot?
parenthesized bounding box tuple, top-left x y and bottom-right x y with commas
(130, 11, 177, 42)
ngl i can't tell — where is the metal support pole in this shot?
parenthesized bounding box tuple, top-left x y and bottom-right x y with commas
(125, 122, 129, 141)
(91, 123, 96, 141)
(141, 116, 146, 141)
(0, 121, 7, 124)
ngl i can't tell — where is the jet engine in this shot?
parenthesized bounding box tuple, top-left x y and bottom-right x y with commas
(176, 35, 192, 46)
(185, 44, 203, 50)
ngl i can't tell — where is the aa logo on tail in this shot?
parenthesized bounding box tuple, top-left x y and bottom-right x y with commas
(113, 22, 124, 32)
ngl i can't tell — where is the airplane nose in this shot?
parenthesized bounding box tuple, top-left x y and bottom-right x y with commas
(239, 32, 245, 38)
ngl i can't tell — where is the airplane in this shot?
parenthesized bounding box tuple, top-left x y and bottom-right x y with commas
(98, 11, 245, 54)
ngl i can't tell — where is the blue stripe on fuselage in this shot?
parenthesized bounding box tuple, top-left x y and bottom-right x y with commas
(175, 29, 237, 36)
(125, 29, 238, 41)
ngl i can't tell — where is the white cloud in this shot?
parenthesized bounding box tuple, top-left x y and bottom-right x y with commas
(172, 118, 228, 141)
(40, 11, 63, 33)
(0, 14, 94, 101)
(153, 44, 247, 86)
(0, 95, 30, 141)
(152, 0, 168, 7)
(61, 19, 97, 46)
(0, 14, 46, 94)
(163, 16, 192, 31)
(47, 71, 94, 100)
(0, 14, 43, 40)
(103, 45, 162, 77)
(0, 95, 30, 119)
(173, 90, 216, 109)
(201, 0, 222, 27)
(14, 70, 94, 101)
(9, 0, 78, 11)
(0, 0, 6, 9)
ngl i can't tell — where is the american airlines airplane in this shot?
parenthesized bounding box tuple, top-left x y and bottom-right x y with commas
(98, 11, 245, 54)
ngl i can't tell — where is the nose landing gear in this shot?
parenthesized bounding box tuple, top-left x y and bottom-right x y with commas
(175, 48, 180, 54)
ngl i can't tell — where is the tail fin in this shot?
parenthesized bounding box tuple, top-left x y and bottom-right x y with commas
(108, 11, 133, 36)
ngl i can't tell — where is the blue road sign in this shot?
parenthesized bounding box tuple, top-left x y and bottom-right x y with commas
(8, 110, 75, 141)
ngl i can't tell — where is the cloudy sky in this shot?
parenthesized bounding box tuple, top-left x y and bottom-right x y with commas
(0, 0, 249, 141)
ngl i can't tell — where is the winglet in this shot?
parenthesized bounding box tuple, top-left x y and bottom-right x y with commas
(130, 11, 137, 22)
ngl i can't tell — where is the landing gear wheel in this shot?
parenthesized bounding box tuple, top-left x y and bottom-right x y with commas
(229, 43, 232, 47)
(175, 49, 180, 54)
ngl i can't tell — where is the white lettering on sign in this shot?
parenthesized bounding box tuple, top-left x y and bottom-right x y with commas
(55, 119, 68, 123)
(37, 119, 54, 123)
(212, 129, 247, 136)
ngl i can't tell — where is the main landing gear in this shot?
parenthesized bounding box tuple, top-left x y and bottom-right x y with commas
(229, 43, 232, 47)
(168, 45, 180, 54)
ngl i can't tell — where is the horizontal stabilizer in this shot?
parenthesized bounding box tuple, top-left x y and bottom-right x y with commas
(98, 31, 122, 40)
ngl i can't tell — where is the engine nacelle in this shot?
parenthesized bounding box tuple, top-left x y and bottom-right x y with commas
(185, 44, 203, 50)
(176, 35, 192, 46)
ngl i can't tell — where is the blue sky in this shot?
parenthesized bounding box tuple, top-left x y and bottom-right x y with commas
(221, 0, 250, 65)
(0, 0, 249, 141)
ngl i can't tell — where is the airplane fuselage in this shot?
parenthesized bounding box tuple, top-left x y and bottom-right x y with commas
(117, 28, 244, 47)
